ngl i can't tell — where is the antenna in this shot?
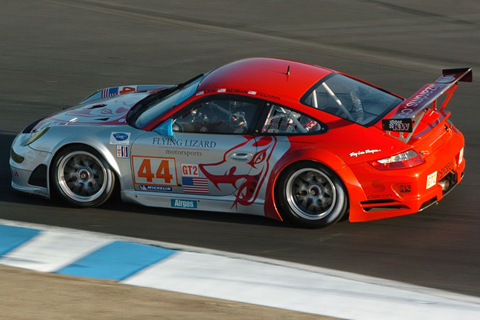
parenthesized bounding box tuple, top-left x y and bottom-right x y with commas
(286, 65, 290, 76)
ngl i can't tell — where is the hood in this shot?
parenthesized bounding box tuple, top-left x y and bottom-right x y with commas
(32, 92, 150, 132)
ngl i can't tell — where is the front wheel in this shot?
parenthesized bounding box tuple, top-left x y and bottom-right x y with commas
(276, 162, 348, 228)
(51, 145, 115, 207)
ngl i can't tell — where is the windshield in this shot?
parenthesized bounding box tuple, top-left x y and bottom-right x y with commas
(302, 74, 402, 126)
(131, 75, 204, 128)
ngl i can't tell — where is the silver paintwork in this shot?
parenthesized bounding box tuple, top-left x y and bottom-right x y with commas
(10, 93, 290, 217)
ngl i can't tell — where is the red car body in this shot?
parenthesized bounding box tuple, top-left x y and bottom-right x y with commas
(146, 58, 470, 224)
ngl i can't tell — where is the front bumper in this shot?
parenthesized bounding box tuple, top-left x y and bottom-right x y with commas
(10, 133, 52, 198)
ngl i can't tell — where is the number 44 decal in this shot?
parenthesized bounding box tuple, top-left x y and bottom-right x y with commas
(133, 156, 177, 186)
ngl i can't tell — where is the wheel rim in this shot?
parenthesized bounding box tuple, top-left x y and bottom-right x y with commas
(285, 168, 337, 220)
(57, 151, 108, 203)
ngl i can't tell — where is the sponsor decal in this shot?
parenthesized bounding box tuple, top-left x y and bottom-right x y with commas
(138, 185, 172, 192)
(171, 199, 197, 209)
(406, 84, 436, 109)
(438, 159, 455, 180)
(11, 170, 19, 179)
(426, 171, 437, 189)
(182, 177, 209, 194)
(110, 132, 131, 145)
(197, 88, 280, 100)
(116, 145, 129, 158)
(367, 193, 394, 200)
(166, 149, 202, 157)
(349, 149, 381, 158)
(153, 137, 216, 149)
(396, 84, 443, 118)
(256, 92, 281, 100)
(382, 119, 413, 132)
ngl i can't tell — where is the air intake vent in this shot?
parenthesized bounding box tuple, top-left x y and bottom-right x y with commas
(89, 104, 107, 109)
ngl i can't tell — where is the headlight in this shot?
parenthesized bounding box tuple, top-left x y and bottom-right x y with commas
(10, 148, 25, 163)
(369, 150, 423, 170)
(25, 126, 50, 146)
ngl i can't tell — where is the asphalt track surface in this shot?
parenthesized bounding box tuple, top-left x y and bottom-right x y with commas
(1, 0, 479, 300)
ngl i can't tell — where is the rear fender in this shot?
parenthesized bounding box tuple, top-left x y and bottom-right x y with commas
(264, 146, 352, 220)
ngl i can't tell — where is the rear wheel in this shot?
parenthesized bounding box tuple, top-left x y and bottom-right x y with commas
(276, 162, 348, 228)
(51, 145, 115, 207)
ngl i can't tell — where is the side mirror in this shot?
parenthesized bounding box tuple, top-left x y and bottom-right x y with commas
(153, 119, 174, 137)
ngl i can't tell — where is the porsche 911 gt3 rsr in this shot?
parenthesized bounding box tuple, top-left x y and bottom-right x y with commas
(10, 58, 471, 228)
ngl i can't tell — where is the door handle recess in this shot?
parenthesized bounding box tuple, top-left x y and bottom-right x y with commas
(230, 152, 253, 161)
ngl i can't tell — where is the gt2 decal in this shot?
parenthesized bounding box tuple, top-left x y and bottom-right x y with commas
(200, 136, 277, 207)
(132, 156, 178, 186)
(182, 164, 199, 177)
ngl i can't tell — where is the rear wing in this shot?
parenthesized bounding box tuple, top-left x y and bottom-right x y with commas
(382, 67, 472, 143)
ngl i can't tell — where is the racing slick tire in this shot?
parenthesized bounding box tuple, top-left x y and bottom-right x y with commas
(276, 162, 348, 228)
(51, 145, 115, 207)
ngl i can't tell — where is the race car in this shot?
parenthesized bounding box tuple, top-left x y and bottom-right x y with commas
(10, 58, 471, 228)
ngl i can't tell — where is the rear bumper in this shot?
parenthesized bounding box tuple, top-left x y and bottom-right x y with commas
(344, 131, 465, 222)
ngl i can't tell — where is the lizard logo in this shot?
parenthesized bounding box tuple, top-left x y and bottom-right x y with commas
(200, 136, 277, 207)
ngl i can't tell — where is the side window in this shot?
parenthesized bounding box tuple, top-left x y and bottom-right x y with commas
(262, 104, 324, 134)
(172, 97, 259, 134)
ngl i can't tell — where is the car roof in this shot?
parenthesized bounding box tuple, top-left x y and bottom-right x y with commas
(198, 57, 335, 101)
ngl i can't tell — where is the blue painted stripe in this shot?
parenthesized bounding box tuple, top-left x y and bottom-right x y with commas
(0, 225, 41, 256)
(56, 241, 176, 280)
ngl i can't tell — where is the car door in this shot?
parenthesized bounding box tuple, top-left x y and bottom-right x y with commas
(130, 95, 263, 198)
